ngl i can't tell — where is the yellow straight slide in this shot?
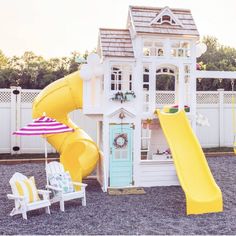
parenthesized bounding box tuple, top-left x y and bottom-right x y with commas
(32, 71, 99, 184)
(156, 110, 223, 215)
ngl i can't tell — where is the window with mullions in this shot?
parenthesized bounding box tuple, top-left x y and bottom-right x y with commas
(141, 120, 151, 160)
(143, 66, 150, 91)
(129, 74, 132, 91)
(171, 41, 190, 58)
(111, 67, 122, 91)
(143, 65, 150, 112)
(110, 65, 132, 91)
(143, 41, 164, 57)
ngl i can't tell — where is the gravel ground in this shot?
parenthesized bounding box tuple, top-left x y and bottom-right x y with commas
(0, 157, 236, 235)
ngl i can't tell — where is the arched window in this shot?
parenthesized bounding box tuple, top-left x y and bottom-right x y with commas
(153, 14, 177, 25)
(156, 67, 176, 91)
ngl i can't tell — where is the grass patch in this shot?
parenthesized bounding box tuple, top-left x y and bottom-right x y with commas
(0, 153, 59, 160)
(203, 147, 233, 153)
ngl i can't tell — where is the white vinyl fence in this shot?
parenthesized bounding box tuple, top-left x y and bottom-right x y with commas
(155, 89, 235, 148)
(0, 87, 97, 154)
(0, 87, 235, 153)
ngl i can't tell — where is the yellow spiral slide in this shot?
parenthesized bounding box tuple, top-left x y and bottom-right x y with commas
(32, 71, 99, 183)
(156, 110, 223, 215)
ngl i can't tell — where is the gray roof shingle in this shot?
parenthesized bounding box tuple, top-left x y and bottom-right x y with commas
(99, 29, 134, 58)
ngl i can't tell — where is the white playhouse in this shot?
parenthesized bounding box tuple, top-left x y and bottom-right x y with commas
(82, 5, 236, 190)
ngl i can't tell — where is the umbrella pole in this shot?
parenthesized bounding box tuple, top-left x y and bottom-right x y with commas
(44, 138, 49, 186)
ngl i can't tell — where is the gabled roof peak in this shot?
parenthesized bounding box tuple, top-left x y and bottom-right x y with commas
(150, 6, 184, 27)
(128, 5, 199, 37)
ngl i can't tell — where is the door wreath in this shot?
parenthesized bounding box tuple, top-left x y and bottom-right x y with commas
(113, 133, 128, 149)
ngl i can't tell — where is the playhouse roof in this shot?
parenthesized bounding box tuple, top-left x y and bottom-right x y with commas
(128, 5, 199, 37)
(99, 28, 134, 58)
(98, 6, 199, 58)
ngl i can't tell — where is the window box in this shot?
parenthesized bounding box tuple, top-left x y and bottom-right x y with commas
(111, 91, 136, 103)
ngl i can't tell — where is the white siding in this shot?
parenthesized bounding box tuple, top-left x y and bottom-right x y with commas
(138, 161, 179, 187)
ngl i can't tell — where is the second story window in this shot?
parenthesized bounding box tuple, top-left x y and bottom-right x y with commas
(111, 67, 122, 91)
(171, 41, 190, 58)
(143, 41, 164, 57)
(143, 66, 150, 92)
(143, 65, 150, 112)
(110, 65, 132, 91)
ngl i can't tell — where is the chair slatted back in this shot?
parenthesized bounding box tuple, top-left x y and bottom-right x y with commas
(46, 161, 65, 176)
(9, 172, 28, 193)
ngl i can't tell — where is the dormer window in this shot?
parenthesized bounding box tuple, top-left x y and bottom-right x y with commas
(150, 7, 183, 27)
(162, 15, 170, 21)
(155, 14, 176, 25)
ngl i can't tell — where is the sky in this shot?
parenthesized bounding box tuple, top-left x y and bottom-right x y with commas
(0, 0, 236, 58)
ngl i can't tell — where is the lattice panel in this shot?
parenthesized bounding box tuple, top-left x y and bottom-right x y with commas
(223, 93, 236, 104)
(196, 93, 219, 104)
(21, 91, 40, 103)
(156, 92, 175, 105)
(0, 91, 11, 103)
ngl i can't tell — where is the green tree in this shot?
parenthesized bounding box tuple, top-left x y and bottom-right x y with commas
(197, 36, 236, 91)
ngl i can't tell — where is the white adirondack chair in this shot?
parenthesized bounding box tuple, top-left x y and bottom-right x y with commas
(46, 161, 87, 212)
(7, 172, 51, 220)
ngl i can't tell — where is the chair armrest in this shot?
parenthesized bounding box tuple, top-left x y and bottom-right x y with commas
(37, 189, 51, 195)
(46, 185, 62, 192)
(72, 182, 87, 187)
(7, 194, 25, 201)
(38, 189, 51, 201)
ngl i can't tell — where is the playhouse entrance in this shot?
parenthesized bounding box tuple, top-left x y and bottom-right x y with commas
(109, 124, 133, 187)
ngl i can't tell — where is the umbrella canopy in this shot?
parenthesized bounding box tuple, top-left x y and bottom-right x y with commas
(13, 115, 74, 185)
(13, 116, 74, 136)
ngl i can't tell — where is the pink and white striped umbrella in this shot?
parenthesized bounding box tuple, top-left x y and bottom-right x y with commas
(13, 116, 74, 136)
(13, 115, 74, 177)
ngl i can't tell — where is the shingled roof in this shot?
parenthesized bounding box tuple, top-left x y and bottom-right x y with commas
(98, 6, 199, 58)
(99, 28, 134, 58)
(129, 6, 199, 36)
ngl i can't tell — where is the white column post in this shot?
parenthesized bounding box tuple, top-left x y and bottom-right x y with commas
(178, 64, 185, 110)
(103, 117, 110, 190)
(190, 40, 197, 130)
(218, 89, 224, 147)
(150, 61, 156, 112)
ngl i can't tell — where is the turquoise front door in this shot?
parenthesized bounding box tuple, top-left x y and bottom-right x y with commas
(109, 124, 133, 187)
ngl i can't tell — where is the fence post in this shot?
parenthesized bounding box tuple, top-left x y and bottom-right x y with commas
(10, 86, 21, 154)
(218, 89, 224, 147)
